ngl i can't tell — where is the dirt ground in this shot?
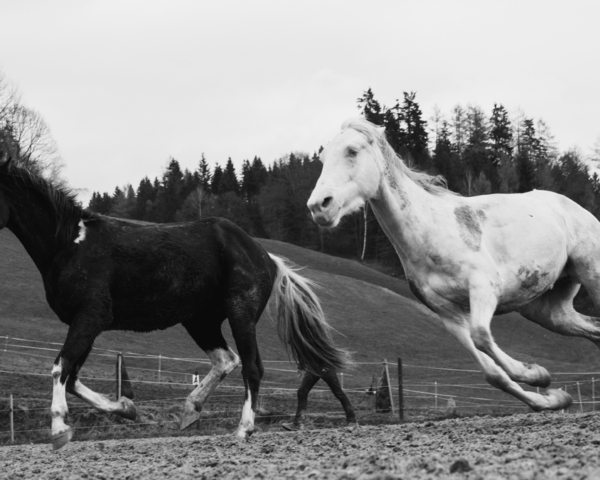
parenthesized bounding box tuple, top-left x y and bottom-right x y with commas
(2, 412, 600, 479)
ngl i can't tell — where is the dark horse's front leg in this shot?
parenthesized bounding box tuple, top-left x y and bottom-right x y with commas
(51, 312, 136, 450)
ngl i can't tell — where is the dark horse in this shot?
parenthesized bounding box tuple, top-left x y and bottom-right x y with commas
(0, 151, 350, 450)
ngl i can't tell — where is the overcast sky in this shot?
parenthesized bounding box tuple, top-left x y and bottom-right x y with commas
(1, 1, 599, 204)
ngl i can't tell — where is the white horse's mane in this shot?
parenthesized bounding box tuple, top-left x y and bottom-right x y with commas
(341, 117, 455, 197)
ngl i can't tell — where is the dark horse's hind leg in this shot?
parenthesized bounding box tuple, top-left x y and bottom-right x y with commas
(227, 294, 266, 439)
(180, 317, 240, 430)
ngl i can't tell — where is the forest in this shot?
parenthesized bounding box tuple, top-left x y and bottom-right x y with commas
(87, 89, 600, 277)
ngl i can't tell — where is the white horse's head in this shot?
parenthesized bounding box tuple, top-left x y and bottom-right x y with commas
(307, 117, 385, 228)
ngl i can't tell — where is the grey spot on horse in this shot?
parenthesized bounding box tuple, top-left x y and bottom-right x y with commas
(383, 161, 399, 190)
(454, 205, 482, 251)
(477, 210, 487, 221)
(519, 268, 542, 291)
(429, 254, 443, 266)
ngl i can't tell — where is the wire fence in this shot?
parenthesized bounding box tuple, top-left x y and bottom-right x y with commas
(2, 334, 599, 445)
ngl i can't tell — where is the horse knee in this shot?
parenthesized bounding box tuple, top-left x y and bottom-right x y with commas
(470, 326, 493, 354)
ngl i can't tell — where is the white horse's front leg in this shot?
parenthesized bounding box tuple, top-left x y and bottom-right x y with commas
(469, 281, 551, 387)
(440, 315, 571, 411)
(51, 360, 73, 450)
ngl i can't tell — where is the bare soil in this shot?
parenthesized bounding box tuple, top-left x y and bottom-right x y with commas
(2, 412, 600, 479)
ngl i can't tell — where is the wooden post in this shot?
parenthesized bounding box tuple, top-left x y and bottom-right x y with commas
(593, 378, 596, 411)
(3, 335, 8, 352)
(374, 375, 378, 412)
(577, 382, 583, 413)
(397, 357, 404, 421)
(10, 393, 14, 443)
(384, 359, 395, 416)
(158, 355, 162, 383)
(340, 372, 344, 390)
(435, 381, 438, 410)
(116, 353, 122, 399)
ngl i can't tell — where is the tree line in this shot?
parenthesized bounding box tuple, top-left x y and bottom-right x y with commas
(87, 89, 600, 276)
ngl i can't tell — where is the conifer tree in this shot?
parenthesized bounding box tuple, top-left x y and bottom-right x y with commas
(219, 158, 239, 194)
(198, 153, 212, 194)
(357, 88, 385, 125)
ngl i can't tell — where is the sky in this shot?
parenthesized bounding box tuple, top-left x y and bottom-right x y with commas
(1, 1, 599, 204)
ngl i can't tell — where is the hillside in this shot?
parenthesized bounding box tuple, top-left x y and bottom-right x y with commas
(1, 228, 599, 416)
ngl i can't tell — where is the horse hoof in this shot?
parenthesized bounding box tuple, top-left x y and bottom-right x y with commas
(51, 428, 73, 450)
(118, 397, 137, 421)
(282, 422, 304, 432)
(180, 410, 201, 431)
(537, 388, 572, 411)
(526, 364, 552, 388)
(346, 422, 359, 431)
(235, 427, 255, 440)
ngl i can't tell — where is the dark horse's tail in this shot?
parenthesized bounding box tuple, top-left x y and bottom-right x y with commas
(269, 254, 353, 374)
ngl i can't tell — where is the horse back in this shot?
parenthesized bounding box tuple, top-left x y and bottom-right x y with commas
(45, 216, 276, 331)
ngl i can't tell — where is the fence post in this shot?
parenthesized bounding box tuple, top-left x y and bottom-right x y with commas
(577, 382, 583, 413)
(435, 381, 438, 410)
(10, 393, 14, 443)
(397, 357, 404, 421)
(3, 335, 7, 352)
(116, 353, 122, 399)
(340, 372, 344, 390)
(384, 359, 395, 416)
(158, 355, 162, 383)
(593, 378, 596, 411)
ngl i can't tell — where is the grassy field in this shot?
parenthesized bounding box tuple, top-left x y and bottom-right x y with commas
(1, 228, 600, 445)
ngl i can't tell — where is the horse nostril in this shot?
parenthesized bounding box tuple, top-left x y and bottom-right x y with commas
(322, 196, 333, 209)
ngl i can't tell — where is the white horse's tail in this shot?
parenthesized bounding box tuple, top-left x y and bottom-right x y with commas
(269, 254, 353, 373)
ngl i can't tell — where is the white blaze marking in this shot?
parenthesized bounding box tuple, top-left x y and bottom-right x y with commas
(74, 220, 86, 244)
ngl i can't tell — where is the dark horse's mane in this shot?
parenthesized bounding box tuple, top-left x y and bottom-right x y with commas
(1, 160, 97, 241)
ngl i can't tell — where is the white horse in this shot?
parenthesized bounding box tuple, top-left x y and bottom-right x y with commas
(307, 117, 600, 411)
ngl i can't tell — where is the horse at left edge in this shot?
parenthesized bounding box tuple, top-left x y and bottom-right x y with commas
(0, 145, 351, 450)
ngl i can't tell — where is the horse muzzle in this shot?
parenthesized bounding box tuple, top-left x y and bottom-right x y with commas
(307, 193, 341, 228)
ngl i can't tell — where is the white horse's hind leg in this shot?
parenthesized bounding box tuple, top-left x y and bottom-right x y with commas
(50, 361, 73, 450)
(440, 317, 572, 411)
(468, 281, 551, 387)
(519, 277, 600, 345)
(180, 347, 240, 430)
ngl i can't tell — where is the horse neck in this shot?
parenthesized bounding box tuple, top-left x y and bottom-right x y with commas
(4, 186, 74, 274)
(368, 168, 442, 266)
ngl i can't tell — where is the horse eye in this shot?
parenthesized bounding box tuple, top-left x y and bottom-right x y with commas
(347, 148, 357, 158)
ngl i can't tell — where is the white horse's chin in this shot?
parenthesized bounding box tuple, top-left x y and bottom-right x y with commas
(312, 212, 341, 228)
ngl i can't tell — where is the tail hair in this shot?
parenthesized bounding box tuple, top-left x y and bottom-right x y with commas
(269, 254, 353, 374)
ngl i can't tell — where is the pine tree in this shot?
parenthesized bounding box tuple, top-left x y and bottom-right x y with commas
(197, 154, 212, 194)
(357, 88, 385, 125)
(219, 158, 239, 194)
(400, 92, 429, 168)
(156, 157, 185, 222)
(211, 164, 223, 195)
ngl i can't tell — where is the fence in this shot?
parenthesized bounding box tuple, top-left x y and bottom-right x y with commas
(2, 334, 599, 445)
